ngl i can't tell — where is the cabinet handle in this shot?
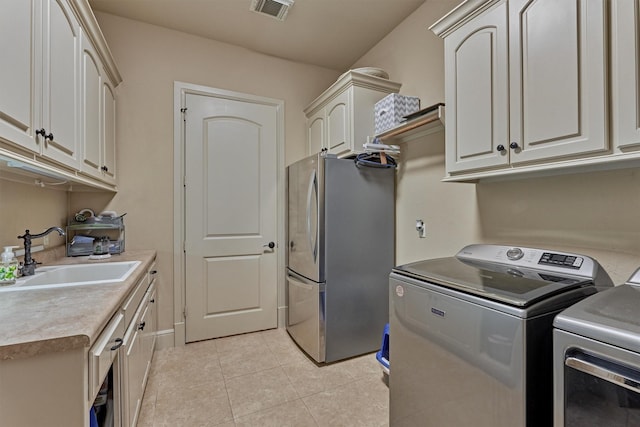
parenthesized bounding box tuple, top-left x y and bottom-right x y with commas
(150, 270, 158, 275)
(110, 338, 123, 351)
(138, 321, 146, 331)
(101, 165, 109, 172)
(509, 142, 519, 150)
(36, 128, 46, 138)
(150, 299, 155, 303)
(45, 132, 54, 141)
(496, 144, 506, 152)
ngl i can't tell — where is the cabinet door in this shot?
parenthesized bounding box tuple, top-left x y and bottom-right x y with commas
(307, 113, 325, 155)
(80, 32, 102, 179)
(0, 0, 39, 152)
(141, 286, 156, 387)
(326, 90, 350, 155)
(41, 0, 80, 167)
(123, 308, 146, 427)
(445, 0, 509, 173)
(612, 0, 640, 150)
(508, 0, 607, 163)
(102, 77, 117, 183)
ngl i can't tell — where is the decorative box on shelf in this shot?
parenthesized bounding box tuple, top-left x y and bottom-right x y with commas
(66, 215, 125, 256)
(374, 93, 420, 134)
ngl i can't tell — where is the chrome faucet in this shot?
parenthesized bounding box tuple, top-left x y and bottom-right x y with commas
(17, 227, 65, 276)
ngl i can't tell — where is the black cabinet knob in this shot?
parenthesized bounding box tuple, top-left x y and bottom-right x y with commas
(138, 321, 146, 331)
(509, 142, 519, 149)
(497, 144, 505, 152)
(101, 165, 109, 172)
(36, 129, 53, 141)
(263, 242, 275, 249)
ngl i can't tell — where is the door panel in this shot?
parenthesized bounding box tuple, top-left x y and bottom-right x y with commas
(286, 271, 324, 362)
(509, 0, 607, 162)
(445, 1, 509, 173)
(0, 0, 38, 152)
(326, 91, 348, 153)
(43, 0, 79, 165)
(287, 154, 322, 282)
(185, 92, 278, 342)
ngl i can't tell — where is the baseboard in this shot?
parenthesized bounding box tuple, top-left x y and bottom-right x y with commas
(155, 328, 175, 350)
(278, 306, 287, 328)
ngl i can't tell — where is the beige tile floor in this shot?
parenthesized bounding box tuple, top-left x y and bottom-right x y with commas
(137, 328, 389, 427)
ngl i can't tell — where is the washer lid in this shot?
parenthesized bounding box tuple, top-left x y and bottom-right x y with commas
(392, 256, 592, 307)
(554, 284, 640, 352)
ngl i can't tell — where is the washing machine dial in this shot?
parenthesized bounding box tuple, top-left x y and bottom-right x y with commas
(506, 247, 524, 260)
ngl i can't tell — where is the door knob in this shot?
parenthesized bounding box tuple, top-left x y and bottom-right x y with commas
(263, 242, 275, 249)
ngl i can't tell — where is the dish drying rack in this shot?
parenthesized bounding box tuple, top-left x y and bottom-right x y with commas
(66, 214, 125, 256)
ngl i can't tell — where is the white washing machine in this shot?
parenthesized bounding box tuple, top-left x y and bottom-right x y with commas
(389, 244, 613, 427)
(554, 267, 640, 426)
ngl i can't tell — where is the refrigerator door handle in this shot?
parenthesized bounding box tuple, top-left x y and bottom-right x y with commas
(306, 169, 318, 263)
(287, 272, 315, 291)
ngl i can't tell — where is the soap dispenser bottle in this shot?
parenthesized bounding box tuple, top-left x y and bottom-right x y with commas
(0, 246, 19, 285)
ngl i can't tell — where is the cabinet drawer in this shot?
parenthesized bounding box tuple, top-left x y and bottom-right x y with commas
(122, 275, 147, 327)
(89, 311, 124, 400)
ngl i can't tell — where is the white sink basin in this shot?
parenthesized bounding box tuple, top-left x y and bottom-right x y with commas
(0, 261, 141, 292)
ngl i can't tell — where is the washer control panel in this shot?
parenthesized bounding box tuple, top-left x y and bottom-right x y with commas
(456, 244, 596, 277)
(538, 252, 583, 269)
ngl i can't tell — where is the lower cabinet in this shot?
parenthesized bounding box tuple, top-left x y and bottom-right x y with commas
(0, 258, 157, 427)
(122, 263, 158, 427)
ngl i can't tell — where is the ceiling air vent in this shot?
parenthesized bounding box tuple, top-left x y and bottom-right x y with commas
(250, 0, 294, 21)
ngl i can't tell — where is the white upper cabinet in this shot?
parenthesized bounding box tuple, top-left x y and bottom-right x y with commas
(507, 0, 607, 164)
(0, 0, 39, 152)
(325, 90, 349, 154)
(611, 0, 640, 151)
(41, 0, 81, 168)
(442, 0, 509, 173)
(81, 34, 102, 178)
(81, 33, 117, 184)
(433, 0, 607, 178)
(0, 0, 121, 189)
(304, 71, 401, 157)
(102, 76, 117, 183)
(0, 0, 81, 167)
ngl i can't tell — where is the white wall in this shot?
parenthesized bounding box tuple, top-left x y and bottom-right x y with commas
(353, 0, 640, 283)
(71, 12, 342, 335)
(0, 180, 69, 250)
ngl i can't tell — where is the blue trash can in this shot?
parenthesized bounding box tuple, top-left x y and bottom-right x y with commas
(376, 323, 389, 375)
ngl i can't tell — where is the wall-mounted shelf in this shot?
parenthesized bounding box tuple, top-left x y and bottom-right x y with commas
(376, 103, 445, 144)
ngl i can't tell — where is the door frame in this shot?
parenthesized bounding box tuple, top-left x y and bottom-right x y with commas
(173, 81, 285, 346)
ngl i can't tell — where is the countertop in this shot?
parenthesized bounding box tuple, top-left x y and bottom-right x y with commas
(0, 250, 156, 360)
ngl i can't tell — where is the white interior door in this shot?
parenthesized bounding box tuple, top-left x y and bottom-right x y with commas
(184, 92, 278, 342)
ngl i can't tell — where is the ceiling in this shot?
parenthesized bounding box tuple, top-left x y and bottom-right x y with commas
(88, 0, 427, 71)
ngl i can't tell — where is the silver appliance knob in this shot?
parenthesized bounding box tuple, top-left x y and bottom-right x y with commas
(506, 247, 524, 260)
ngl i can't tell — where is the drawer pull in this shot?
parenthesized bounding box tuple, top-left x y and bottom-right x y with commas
(110, 338, 123, 351)
(138, 321, 146, 331)
(150, 299, 155, 303)
(150, 270, 158, 275)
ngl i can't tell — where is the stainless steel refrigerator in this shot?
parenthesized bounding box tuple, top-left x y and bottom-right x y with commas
(286, 152, 395, 363)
